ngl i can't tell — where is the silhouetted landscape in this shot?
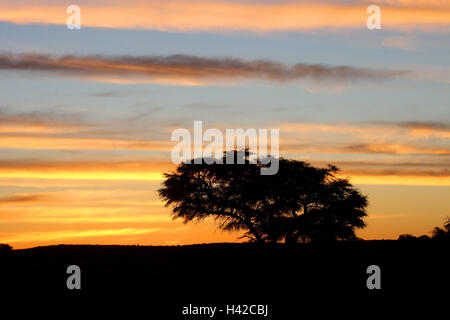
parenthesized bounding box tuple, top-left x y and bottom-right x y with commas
(1, 239, 448, 317)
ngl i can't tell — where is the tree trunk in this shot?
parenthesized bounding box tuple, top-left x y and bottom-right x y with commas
(245, 221, 263, 244)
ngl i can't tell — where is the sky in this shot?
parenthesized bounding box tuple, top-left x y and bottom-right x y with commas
(0, 0, 449, 249)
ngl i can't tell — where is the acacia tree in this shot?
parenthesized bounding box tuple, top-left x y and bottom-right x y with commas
(158, 151, 367, 244)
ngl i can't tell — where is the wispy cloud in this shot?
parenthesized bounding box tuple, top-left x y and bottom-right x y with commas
(280, 121, 450, 154)
(0, 107, 89, 133)
(0, 135, 172, 151)
(0, 53, 414, 85)
(391, 121, 450, 130)
(382, 35, 417, 51)
(0, 193, 48, 204)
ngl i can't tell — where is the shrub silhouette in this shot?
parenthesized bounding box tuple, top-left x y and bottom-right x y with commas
(398, 234, 417, 240)
(0, 243, 12, 251)
(431, 217, 450, 240)
(159, 151, 367, 244)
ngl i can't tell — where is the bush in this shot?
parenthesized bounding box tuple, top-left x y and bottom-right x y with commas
(0, 243, 13, 251)
(398, 234, 416, 241)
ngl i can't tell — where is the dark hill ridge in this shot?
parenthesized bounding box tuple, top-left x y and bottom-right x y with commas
(0, 241, 447, 316)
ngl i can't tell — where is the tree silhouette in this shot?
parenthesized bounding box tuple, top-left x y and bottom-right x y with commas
(159, 151, 367, 244)
(431, 217, 450, 240)
(0, 243, 12, 252)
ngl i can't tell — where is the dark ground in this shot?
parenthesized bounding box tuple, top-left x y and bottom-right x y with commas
(0, 240, 448, 317)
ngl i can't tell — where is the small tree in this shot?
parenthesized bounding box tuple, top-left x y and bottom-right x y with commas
(159, 151, 368, 244)
(431, 217, 450, 240)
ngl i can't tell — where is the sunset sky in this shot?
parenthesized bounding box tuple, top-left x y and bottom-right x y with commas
(0, 0, 449, 249)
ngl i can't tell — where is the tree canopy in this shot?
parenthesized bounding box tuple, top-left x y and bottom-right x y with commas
(158, 151, 368, 244)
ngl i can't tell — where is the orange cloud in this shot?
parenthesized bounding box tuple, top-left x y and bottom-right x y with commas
(282, 142, 449, 156)
(0, 135, 172, 151)
(0, 121, 447, 190)
(0, 189, 164, 207)
(0, 206, 170, 224)
(0, 1, 448, 32)
(340, 143, 449, 155)
(0, 193, 49, 204)
(364, 176, 450, 186)
(307, 158, 450, 186)
(279, 122, 450, 155)
(399, 122, 450, 139)
(338, 172, 450, 186)
(0, 160, 174, 184)
(0, 124, 84, 134)
(0, 165, 165, 181)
